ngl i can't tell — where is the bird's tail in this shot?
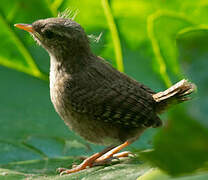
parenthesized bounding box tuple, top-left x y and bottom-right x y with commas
(153, 79, 196, 113)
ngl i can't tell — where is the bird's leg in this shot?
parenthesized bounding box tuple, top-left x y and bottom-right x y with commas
(92, 140, 132, 166)
(58, 141, 131, 175)
(57, 145, 115, 175)
(92, 151, 133, 166)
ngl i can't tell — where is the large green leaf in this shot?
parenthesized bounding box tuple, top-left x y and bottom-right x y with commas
(147, 11, 193, 86)
(141, 106, 208, 176)
(177, 27, 208, 126)
(0, 0, 52, 80)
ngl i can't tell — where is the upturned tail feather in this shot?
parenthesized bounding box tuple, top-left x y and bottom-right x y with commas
(153, 79, 196, 113)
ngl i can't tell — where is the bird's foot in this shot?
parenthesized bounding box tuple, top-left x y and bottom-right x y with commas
(92, 151, 133, 166)
(113, 151, 134, 158)
(57, 141, 131, 175)
(92, 142, 132, 166)
(57, 152, 102, 175)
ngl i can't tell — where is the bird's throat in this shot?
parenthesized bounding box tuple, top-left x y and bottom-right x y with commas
(49, 51, 93, 75)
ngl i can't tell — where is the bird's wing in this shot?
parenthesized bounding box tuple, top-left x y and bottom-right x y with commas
(68, 61, 160, 128)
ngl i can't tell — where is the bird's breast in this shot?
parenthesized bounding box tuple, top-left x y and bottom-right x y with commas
(49, 58, 73, 120)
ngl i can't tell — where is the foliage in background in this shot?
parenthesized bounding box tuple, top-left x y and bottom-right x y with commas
(0, 0, 208, 179)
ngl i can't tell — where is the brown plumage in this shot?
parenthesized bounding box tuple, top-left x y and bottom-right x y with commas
(15, 17, 196, 175)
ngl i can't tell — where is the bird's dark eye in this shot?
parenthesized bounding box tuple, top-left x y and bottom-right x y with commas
(44, 30, 55, 39)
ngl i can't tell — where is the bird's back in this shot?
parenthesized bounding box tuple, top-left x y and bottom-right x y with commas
(64, 56, 162, 129)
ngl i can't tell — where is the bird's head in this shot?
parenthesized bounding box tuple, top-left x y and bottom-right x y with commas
(15, 18, 90, 60)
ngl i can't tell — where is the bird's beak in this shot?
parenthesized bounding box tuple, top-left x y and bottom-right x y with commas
(14, 23, 34, 33)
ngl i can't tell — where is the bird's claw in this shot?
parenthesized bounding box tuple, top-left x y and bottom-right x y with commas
(60, 170, 68, 176)
(56, 167, 67, 173)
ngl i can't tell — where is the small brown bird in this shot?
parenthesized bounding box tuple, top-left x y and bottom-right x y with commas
(15, 17, 196, 175)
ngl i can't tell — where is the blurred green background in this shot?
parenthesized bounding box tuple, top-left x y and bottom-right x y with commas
(0, 0, 208, 179)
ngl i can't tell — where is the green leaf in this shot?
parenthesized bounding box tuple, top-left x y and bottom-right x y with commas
(147, 11, 193, 87)
(0, 0, 52, 80)
(0, 140, 42, 164)
(101, 0, 124, 72)
(138, 169, 208, 180)
(140, 106, 208, 176)
(0, 156, 151, 179)
(0, 168, 28, 180)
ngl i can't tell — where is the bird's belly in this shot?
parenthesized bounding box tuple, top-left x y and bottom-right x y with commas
(62, 111, 123, 146)
(51, 87, 145, 146)
(50, 88, 119, 146)
(56, 104, 145, 146)
(50, 78, 145, 146)
(65, 112, 146, 146)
